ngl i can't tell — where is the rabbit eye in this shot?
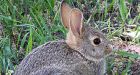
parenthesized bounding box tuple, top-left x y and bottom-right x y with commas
(93, 37, 101, 45)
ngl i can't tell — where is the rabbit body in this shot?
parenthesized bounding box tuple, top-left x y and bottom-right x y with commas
(14, 1, 112, 75)
(14, 40, 105, 75)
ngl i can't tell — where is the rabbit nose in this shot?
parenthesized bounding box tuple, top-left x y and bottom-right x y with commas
(92, 49, 95, 51)
(109, 44, 113, 50)
(105, 44, 113, 55)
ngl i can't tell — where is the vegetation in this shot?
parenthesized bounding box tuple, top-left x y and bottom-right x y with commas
(0, 0, 139, 75)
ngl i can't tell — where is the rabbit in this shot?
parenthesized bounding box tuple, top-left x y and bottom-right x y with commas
(14, 1, 112, 75)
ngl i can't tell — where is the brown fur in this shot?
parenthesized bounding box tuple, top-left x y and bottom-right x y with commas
(14, 1, 112, 75)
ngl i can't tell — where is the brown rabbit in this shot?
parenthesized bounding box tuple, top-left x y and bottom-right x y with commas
(14, 1, 112, 75)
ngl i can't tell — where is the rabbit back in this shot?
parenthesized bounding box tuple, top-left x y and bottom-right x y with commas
(14, 40, 85, 75)
(14, 40, 105, 75)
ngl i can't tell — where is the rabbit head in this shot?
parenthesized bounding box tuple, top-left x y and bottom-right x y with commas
(61, 1, 112, 62)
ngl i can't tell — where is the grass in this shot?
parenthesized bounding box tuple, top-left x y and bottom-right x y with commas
(0, 0, 140, 75)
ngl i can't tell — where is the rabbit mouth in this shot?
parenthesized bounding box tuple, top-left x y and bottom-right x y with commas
(95, 55, 104, 59)
(87, 55, 105, 62)
(90, 53, 104, 59)
(85, 54, 104, 62)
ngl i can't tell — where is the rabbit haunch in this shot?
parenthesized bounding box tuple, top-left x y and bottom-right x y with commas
(14, 1, 112, 75)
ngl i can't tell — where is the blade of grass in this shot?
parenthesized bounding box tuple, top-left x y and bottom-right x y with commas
(119, 0, 128, 22)
(26, 26, 33, 54)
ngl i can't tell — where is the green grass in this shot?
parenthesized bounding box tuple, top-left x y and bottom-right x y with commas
(0, 0, 140, 75)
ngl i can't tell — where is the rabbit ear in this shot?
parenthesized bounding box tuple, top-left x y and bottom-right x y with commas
(69, 8, 84, 37)
(61, 1, 72, 29)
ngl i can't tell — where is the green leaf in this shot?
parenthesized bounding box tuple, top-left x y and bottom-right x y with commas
(20, 32, 29, 48)
(119, 0, 128, 22)
(116, 50, 140, 59)
(26, 26, 33, 54)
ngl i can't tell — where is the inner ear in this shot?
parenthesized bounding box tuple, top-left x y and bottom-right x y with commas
(61, 1, 72, 29)
(69, 8, 84, 38)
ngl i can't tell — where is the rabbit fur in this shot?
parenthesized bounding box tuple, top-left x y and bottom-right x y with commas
(14, 1, 112, 75)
